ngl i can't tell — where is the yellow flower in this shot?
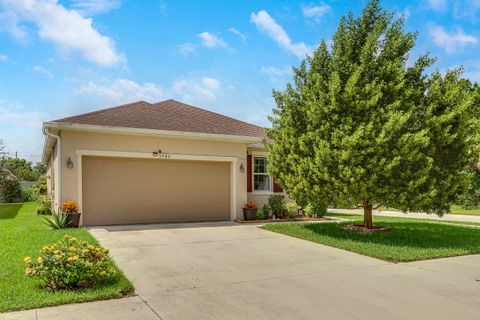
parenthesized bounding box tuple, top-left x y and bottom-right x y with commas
(25, 268, 31, 274)
(36, 257, 43, 264)
(68, 247, 76, 253)
(82, 248, 89, 253)
(31, 269, 37, 275)
(99, 271, 107, 276)
(67, 256, 79, 262)
(42, 246, 50, 251)
(54, 255, 62, 260)
(23, 256, 31, 263)
(53, 250, 59, 254)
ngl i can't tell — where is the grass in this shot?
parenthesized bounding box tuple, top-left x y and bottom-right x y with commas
(0, 202, 134, 313)
(262, 213, 480, 262)
(381, 205, 480, 216)
(448, 205, 480, 216)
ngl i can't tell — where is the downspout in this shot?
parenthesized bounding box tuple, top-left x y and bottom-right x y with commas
(44, 127, 61, 209)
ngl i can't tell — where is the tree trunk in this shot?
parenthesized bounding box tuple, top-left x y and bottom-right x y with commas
(363, 203, 373, 229)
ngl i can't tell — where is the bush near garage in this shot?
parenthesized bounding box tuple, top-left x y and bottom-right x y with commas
(24, 235, 116, 291)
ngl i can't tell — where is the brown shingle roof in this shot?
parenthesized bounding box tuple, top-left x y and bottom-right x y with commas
(52, 99, 266, 138)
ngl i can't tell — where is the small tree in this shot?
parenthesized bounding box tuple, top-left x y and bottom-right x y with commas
(266, 0, 478, 228)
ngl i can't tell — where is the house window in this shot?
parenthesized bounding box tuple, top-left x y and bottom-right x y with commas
(253, 156, 270, 192)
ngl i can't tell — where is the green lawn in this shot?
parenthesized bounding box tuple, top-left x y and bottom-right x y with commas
(448, 205, 480, 216)
(0, 202, 134, 313)
(262, 213, 480, 262)
(381, 205, 480, 216)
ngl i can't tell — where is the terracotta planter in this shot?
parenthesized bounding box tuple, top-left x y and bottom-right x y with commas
(66, 212, 81, 228)
(243, 208, 257, 221)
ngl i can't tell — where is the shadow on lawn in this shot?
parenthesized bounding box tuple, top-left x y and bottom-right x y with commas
(302, 220, 480, 251)
(0, 203, 23, 220)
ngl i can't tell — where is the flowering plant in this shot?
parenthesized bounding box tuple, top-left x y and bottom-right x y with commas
(24, 235, 116, 290)
(245, 201, 256, 209)
(60, 201, 79, 213)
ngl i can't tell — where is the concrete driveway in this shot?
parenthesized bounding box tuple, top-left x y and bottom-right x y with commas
(94, 222, 480, 319)
(4, 222, 480, 319)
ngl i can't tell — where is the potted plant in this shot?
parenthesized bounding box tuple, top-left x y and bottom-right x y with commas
(60, 201, 81, 228)
(243, 201, 258, 221)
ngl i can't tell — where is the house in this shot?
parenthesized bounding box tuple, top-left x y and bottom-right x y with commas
(42, 99, 286, 226)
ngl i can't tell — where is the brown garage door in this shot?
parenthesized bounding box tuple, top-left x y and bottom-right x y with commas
(82, 156, 230, 225)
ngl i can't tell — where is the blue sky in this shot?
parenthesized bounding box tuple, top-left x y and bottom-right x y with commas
(0, 0, 479, 162)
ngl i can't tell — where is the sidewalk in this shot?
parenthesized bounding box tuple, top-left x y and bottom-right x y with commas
(327, 208, 480, 223)
(0, 296, 160, 320)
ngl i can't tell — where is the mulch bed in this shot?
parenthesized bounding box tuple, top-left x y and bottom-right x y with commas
(346, 224, 392, 233)
(235, 217, 334, 224)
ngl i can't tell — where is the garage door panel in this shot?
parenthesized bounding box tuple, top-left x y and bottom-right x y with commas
(82, 157, 230, 225)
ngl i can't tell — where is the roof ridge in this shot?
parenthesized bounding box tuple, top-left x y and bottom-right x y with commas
(53, 100, 154, 123)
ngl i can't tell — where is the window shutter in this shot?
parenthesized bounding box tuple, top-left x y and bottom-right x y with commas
(247, 154, 252, 192)
(273, 180, 283, 193)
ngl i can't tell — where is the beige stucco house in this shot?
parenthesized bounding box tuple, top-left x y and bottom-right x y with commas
(42, 99, 286, 226)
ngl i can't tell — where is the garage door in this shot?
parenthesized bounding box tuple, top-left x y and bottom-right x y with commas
(82, 156, 231, 225)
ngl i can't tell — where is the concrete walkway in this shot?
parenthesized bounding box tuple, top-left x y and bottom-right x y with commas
(2, 221, 480, 319)
(328, 208, 480, 223)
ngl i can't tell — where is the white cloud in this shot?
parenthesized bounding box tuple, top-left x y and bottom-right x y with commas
(172, 77, 222, 102)
(301, 3, 330, 22)
(261, 65, 293, 82)
(228, 27, 246, 42)
(197, 32, 226, 48)
(0, 9, 28, 42)
(178, 42, 196, 56)
(0, 54, 8, 61)
(33, 65, 54, 79)
(0, 0, 124, 67)
(250, 10, 312, 58)
(429, 24, 477, 53)
(453, 0, 480, 22)
(74, 78, 164, 103)
(0, 100, 49, 162)
(68, 0, 121, 16)
(427, 0, 448, 11)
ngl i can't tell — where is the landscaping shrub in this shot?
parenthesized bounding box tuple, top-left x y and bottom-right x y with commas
(260, 204, 271, 218)
(43, 211, 70, 229)
(37, 195, 53, 215)
(24, 235, 116, 291)
(256, 210, 265, 220)
(22, 185, 36, 202)
(304, 200, 328, 217)
(0, 173, 22, 203)
(268, 195, 285, 218)
(286, 202, 298, 218)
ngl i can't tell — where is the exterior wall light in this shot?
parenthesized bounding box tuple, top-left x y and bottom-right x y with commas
(239, 163, 245, 173)
(66, 157, 74, 169)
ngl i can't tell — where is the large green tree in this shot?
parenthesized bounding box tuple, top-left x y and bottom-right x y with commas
(0, 157, 46, 181)
(266, 0, 478, 228)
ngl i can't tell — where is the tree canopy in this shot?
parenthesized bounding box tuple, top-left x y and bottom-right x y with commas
(0, 157, 46, 181)
(266, 0, 479, 228)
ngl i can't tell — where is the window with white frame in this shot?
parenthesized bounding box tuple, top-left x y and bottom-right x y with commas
(253, 156, 271, 192)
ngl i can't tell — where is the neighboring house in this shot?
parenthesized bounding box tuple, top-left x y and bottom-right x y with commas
(42, 99, 286, 226)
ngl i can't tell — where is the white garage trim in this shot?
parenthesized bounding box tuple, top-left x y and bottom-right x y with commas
(75, 149, 238, 226)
